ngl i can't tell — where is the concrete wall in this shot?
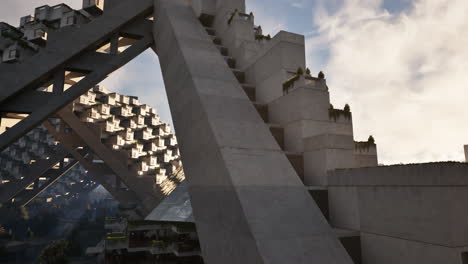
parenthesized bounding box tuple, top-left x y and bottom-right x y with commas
(329, 163, 468, 263)
(354, 145, 378, 168)
(304, 134, 354, 186)
(361, 233, 464, 264)
(244, 32, 306, 104)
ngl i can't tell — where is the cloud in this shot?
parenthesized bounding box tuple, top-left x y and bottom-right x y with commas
(307, 0, 468, 164)
(291, 2, 305, 8)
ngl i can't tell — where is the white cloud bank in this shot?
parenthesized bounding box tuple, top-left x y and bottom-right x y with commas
(307, 0, 468, 164)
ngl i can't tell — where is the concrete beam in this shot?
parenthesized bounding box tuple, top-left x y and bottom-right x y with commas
(153, 0, 353, 263)
(0, 34, 153, 152)
(0, 91, 58, 114)
(19, 159, 80, 206)
(58, 108, 161, 214)
(0, 146, 69, 204)
(43, 120, 143, 214)
(0, 0, 153, 103)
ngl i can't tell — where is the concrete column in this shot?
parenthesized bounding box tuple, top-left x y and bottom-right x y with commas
(153, 0, 353, 263)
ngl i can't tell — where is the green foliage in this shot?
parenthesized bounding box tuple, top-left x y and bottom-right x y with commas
(106, 232, 126, 240)
(306, 68, 311, 75)
(296, 67, 304, 75)
(227, 9, 238, 25)
(328, 104, 351, 121)
(255, 34, 271, 41)
(151, 240, 168, 250)
(355, 136, 376, 152)
(282, 67, 306, 94)
(344, 104, 350, 113)
(38, 240, 69, 264)
(318, 71, 325, 79)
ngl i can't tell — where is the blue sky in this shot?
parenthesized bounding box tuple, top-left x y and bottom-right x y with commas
(2, 0, 468, 164)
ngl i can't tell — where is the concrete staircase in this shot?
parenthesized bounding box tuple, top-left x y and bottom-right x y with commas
(202, 17, 362, 264)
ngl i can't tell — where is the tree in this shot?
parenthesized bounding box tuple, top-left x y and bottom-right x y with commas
(368, 136, 375, 144)
(296, 67, 304, 75)
(344, 104, 350, 113)
(38, 240, 69, 264)
(318, 71, 325, 79)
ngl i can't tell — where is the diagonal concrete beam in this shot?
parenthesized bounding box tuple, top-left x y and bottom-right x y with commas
(43, 120, 143, 214)
(57, 108, 161, 214)
(0, 0, 153, 104)
(153, 0, 354, 263)
(0, 146, 69, 204)
(0, 34, 153, 152)
(19, 159, 80, 206)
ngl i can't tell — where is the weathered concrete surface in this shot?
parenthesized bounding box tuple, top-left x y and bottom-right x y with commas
(153, 0, 353, 263)
(329, 163, 468, 263)
(361, 233, 463, 264)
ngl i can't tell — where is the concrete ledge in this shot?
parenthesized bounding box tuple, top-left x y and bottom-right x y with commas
(305, 134, 354, 151)
(329, 162, 468, 186)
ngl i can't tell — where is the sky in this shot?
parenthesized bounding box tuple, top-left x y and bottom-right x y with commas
(1, 0, 468, 164)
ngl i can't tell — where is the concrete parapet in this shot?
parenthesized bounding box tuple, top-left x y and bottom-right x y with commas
(244, 31, 306, 103)
(329, 162, 468, 260)
(354, 141, 378, 168)
(268, 84, 353, 152)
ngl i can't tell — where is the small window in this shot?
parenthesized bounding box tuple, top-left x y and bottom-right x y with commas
(8, 50, 17, 59)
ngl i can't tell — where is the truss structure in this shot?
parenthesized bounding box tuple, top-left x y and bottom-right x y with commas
(0, 0, 358, 262)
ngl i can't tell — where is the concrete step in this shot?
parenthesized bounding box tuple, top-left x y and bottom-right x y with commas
(211, 36, 222, 45)
(231, 69, 246, 83)
(241, 84, 256, 101)
(285, 152, 304, 182)
(268, 124, 284, 149)
(205, 27, 216, 36)
(334, 228, 362, 264)
(216, 45, 229, 56)
(224, 56, 236, 68)
(199, 14, 215, 27)
(253, 103, 269, 123)
(308, 187, 329, 221)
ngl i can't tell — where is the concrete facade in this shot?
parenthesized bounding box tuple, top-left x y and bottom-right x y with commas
(2, 0, 467, 263)
(329, 163, 468, 264)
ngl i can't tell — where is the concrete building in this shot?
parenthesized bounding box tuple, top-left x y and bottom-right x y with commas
(86, 182, 203, 263)
(0, 85, 182, 216)
(0, 0, 467, 263)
